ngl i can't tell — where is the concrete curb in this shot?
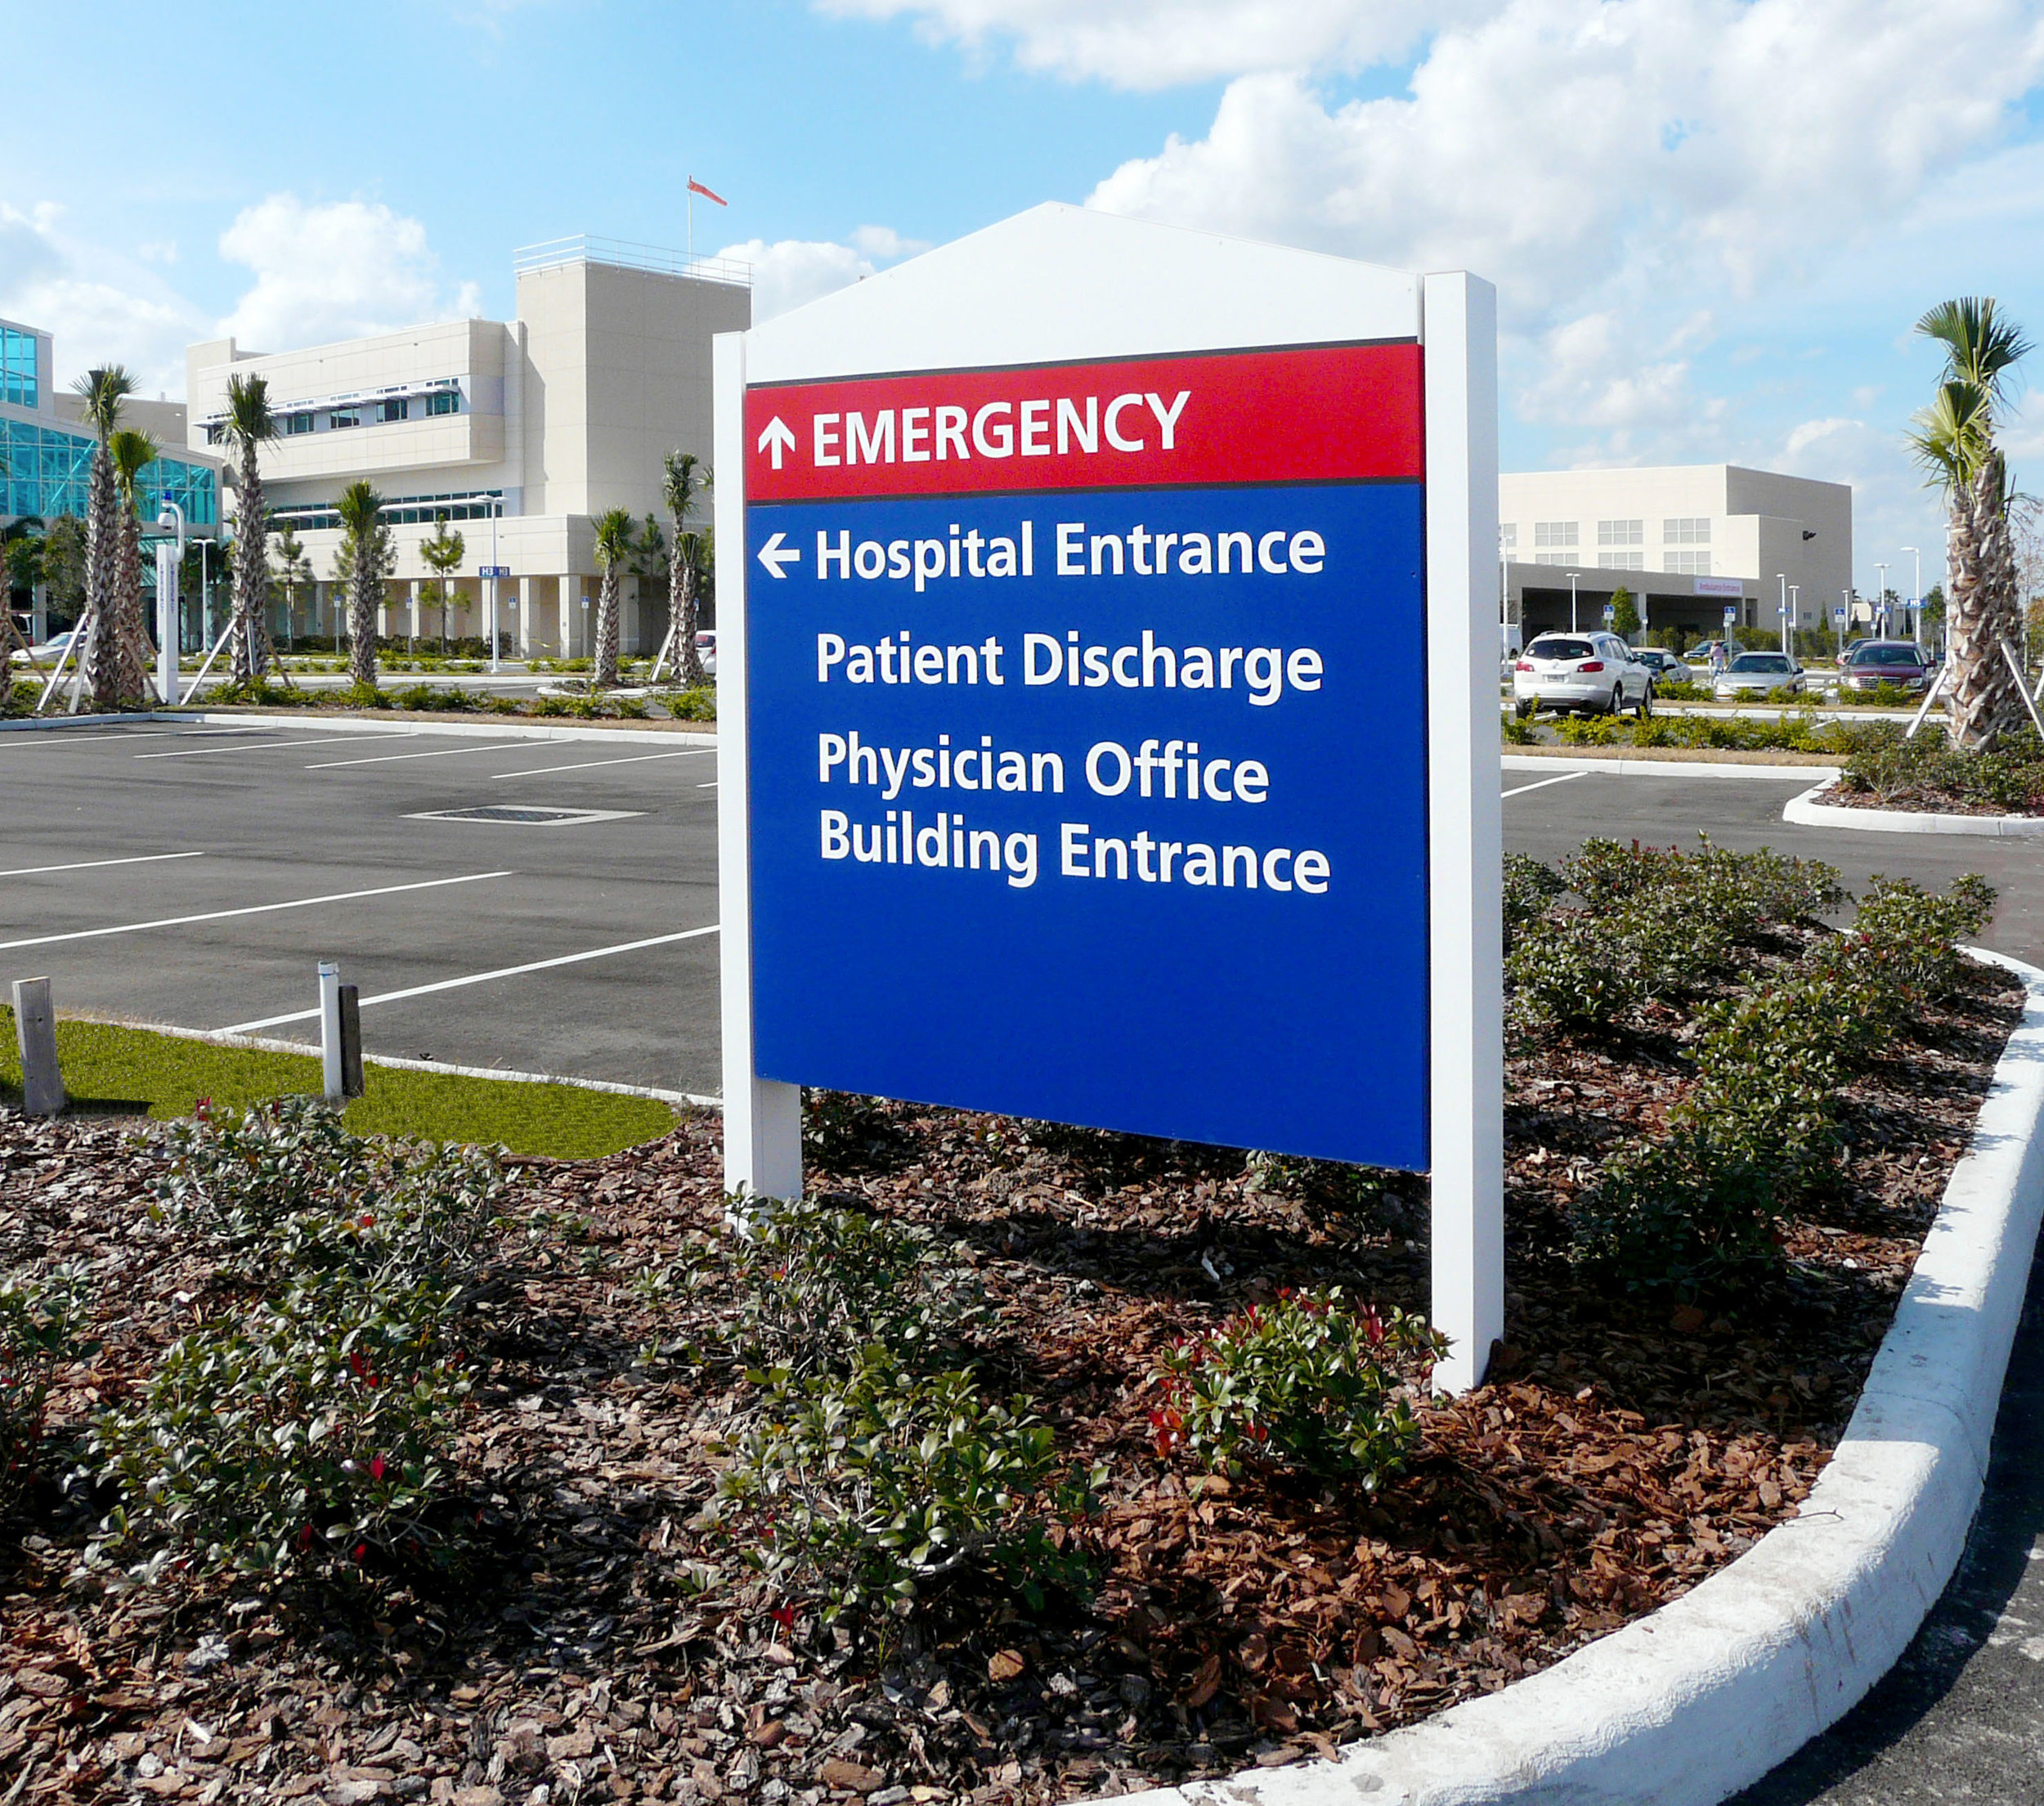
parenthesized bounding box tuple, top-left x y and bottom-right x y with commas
(1503, 754, 1840, 781)
(84, 1016, 724, 1112)
(1783, 773, 2044, 839)
(1116, 949, 2044, 1806)
(186, 710, 717, 749)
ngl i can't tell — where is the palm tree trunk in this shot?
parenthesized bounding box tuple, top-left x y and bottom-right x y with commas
(594, 570, 621, 688)
(83, 448, 124, 711)
(231, 445, 268, 683)
(116, 506, 153, 701)
(349, 567, 380, 691)
(1946, 454, 2025, 750)
(676, 553, 705, 687)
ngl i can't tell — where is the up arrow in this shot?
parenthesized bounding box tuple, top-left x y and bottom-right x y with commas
(756, 415, 796, 470)
(756, 531, 800, 580)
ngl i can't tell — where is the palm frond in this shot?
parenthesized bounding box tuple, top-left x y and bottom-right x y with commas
(70, 365, 137, 441)
(1906, 379, 1993, 490)
(222, 372, 278, 446)
(1916, 297, 2031, 405)
(335, 481, 384, 536)
(108, 429, 161, 505)
(593, 507, 638, 570)
(662, 450, 710, 524)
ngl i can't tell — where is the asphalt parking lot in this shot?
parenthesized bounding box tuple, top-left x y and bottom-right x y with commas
(0, 719, 719, 1095)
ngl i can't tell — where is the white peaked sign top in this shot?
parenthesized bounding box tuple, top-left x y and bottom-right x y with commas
(715, 204, 1502, 1393)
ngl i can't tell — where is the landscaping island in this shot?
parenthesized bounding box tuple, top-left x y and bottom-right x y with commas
(0, 841, 2026, 1802)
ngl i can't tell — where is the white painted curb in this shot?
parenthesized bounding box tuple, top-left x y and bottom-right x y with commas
(1503, 754, 1839, 781)
(187, 710, 716, 750)
(1783, 773, 2044, 839)
(1116, 951, 2044, 1806)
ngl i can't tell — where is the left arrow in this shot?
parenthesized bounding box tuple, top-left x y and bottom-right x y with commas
(757, 415, 796, 471)
(756, 531, 801, 580)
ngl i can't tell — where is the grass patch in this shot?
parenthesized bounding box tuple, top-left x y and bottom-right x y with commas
(0, 1011, 678, 1158)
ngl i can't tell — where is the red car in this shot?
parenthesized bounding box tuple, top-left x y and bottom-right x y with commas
(1840, 639, 1931, 695)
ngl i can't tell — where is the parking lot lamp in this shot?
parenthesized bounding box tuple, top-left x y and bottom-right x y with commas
(488, 500, 501, 674)
(1875, 562, 1889, 639)
(153, 501, 186, 705)
(1778, 572, 1789, 654)
(1901, 545, 1921, 643)
(1567, 570, 1580, 632)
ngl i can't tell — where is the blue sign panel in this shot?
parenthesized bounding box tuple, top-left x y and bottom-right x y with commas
(744, 478, 1430, 1167)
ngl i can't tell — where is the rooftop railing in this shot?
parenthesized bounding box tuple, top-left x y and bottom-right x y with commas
(512, 235, 752, 289)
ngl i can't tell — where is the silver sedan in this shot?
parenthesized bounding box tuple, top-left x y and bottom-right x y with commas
(1712, 652, 1805, 699)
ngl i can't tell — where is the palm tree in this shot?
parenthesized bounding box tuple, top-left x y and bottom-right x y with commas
(72, 365, 135, 711)
(1907, 298, 2032, 749)
(591, 508, 635, 688)
(335, 482, 394, 692)
(272, 522, 312, 652)
(661, 450, 711, 685)
(418, 513, 466, 655)
(110, 428, 161, 701)
(219, 373, 278, 683)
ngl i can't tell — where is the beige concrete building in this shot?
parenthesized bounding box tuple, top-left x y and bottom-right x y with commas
(1499, 464, 1853, 642)
(183, 237, 751, 657)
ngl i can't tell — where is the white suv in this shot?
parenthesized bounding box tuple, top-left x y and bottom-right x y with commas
(1512, 632, 1655, 719)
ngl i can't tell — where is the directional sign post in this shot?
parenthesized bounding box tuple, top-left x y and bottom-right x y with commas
(715, 204, 1502, 1391)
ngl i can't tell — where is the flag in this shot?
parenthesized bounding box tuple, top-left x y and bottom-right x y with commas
(688, 178, 728, 207)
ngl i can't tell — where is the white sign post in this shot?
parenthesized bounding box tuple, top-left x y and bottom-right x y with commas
(715, 206, 1502, 1391)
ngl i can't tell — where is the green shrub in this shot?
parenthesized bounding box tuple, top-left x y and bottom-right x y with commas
(0, 1266, 92, 1515)
(697, 1199, 974, 1378)
(1840, 727, 2044, 813)
(1500, 715, 1538, 745)
(1151, 1288, 1442, 1484)
(88, 1268, 473, 1580)
(706, 1347, 1083, 1620)
(1655, 679, 1710, 701)
(1503, 853, 1566, 952)
(661, 686, 717, 722)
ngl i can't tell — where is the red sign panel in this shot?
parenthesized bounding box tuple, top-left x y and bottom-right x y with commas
(745, 342, 1423, 503)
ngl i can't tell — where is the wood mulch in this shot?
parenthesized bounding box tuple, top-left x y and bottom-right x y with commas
(0, 957, 2023, 1805)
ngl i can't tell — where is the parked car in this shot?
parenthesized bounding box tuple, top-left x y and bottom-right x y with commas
(8, 629, 76, 667)
(695, 630, 717, 677)
(1512, 632, 1655, 718)
(1839, 639, 1932, 696)
(1713, 651, 1805, 700)
(1632, 648, 1688, 679)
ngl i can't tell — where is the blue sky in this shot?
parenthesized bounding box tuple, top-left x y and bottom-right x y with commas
(6, 0, 2043, 595)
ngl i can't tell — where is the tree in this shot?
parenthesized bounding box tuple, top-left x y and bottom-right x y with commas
(1609, 585, 1640, 639)
(110, 428, 161, 700)
(662, 450, 711, 685)
(272, 523, 312, 652)
(1907, 298, 2031, 749)
(39, 514, 87, 625)
(335, 482, 394, 691)
(591, 508, 635, 688)
(72, 365, 136, 710)
(220, 373, 278, 683)
(418, 513, 465, 655)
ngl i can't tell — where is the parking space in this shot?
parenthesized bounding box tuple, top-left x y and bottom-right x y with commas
(1501, 762, 2044, 964)
(0, 721, 720, 1095)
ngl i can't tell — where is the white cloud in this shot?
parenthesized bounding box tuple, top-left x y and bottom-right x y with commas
(0, 201, 207, 396)
(817, 0, 1479, 89)
(216, 195, 483, 352)
(716, 228, 925, 323)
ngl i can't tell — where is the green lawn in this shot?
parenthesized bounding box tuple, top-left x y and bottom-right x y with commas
(0, 1011, 681, 1158)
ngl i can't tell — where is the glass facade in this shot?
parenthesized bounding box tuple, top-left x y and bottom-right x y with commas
(0, 325, 37, 408)
(270, 488, 500, 533)
(2, 417, 217, 527)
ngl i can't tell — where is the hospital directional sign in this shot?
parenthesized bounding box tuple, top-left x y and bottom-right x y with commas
(742, 343, 1429, 1165)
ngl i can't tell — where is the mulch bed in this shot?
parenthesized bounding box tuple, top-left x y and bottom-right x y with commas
(0, 955, 2023, 1806)
(1825, 785, 2043, 818)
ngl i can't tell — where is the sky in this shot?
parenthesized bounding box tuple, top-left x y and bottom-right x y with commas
(6, 0, 2044, 597)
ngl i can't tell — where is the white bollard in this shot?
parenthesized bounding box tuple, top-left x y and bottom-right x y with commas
(319, 961, 343, 1101)
(11, 976, 66, 1116)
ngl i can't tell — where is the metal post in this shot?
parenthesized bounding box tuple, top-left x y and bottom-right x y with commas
(489, 504, 501, 674)
(11, 976, 65, 1116)
(1778, 573, 1789, 655)
(338, 984, 364, 1099)
(1567, 571, 1580, 633)
(155, 501, 186, 706)
(319, 961, 344, 1101)
(1902, 545, 1921, 644)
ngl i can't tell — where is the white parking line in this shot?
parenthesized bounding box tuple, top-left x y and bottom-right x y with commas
(488, 748, 716, 779)
(217, 923, 722, 1033)
(304, 742, 528, 770)
(1501, 771, 1592, 800)
(0, 850, 207, 879)
(0, 870, 512, 951)
(135, 733, 416, 761)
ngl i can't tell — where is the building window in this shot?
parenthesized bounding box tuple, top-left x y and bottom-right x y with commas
(0, 325, 38, 410)
(1664, 517, 1711, 544)
(1534, 521, 1578, 549)
(1531, 551, 1579, 567)
(329, 410, 360, 430)
(379, 398, 410, 423)
(1597, 551, 1645, 570)
(284, 412, 315, 435)
(1499, 523, 1517, 553)
(426, 390, 460, 416)
(1663, 551, 1713, 575)
(1598, 518, 1643, 546)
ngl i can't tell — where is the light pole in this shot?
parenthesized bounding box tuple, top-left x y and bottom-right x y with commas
(1778, 573, 1789, 654)
(1900, 545, 1921, 643)
(488, 502, 502, 674)
(1840, 588, 1850, 661)
(153, 501, 186, 706)
(1875, 561, 1889, 639)
(1568, 571, 1580, 633)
